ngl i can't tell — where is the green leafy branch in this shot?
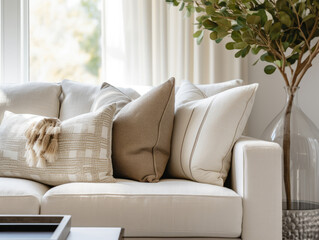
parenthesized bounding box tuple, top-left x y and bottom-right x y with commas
(166, 0, 319, 89)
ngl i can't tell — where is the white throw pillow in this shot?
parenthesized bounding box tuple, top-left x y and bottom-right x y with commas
(91, 83, 132, 116)
(0, 82, 61, 123)
(197, 79, 243, 96)
(116, 87, 141, 100)
(59, 80, 102, 121)
(175, 79, 243, 108)
(168, 84, 258, 186)
(0, 105, 116, 186)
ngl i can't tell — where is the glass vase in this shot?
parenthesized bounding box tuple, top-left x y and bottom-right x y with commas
(261, 86, 319, 239)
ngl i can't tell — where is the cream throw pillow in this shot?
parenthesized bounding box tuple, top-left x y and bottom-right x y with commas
(59, 80, 102, 121)
(168, 84, 258, 186)
(91, 83, 132, 115)
(0, 105, 116, 186)
(175, 79, 243, 108)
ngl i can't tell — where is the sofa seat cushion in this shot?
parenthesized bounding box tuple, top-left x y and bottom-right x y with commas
(0, 177, 49, 214)
(41, 179, 242, 238)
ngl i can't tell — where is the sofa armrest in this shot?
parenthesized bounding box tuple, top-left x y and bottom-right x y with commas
(231, 136, 282, 240)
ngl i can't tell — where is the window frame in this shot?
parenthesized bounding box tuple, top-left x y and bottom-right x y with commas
(1, 0, 106, 84)
(1, 0, 28, 84)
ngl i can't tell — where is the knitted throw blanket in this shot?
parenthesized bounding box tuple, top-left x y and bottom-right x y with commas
(24, 118, 61, 168)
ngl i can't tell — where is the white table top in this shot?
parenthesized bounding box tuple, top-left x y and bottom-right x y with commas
(67, 227, 123, 240)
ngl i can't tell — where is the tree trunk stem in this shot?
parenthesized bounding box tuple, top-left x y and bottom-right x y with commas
(283, 90, 294, 210)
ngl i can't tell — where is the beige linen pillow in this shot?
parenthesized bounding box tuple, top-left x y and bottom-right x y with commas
(168, 84, 258, 186)
(0, 105, 116, 186)
(175, 79, 243, 108)
(112, 78, 175, 182)
(0, 82, 61, 123)
(91, 83, 132, 115)
(59, 80, 102, 121)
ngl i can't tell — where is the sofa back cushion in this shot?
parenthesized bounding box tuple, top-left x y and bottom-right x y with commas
(0, 82, 61, 123)
(0, 105, 116, 186)
(59, 80, 101, 121)
(112, 78, 175, 182)
(168, 84, 258, 186)
(59, 80, 141, 120)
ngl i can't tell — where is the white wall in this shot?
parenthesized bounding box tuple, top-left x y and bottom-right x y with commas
(247, 54, 319, 138)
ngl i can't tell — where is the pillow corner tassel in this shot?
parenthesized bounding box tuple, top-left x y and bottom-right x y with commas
(25, 118, 61, 168)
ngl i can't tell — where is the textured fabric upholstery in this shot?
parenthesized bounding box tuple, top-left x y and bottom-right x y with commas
(0, 177, 49, 214)
(112, 79, 175, 182)
(41, 179, 242, 238)
(168, 84, 258, 186)
(232, 137, 282, 240)
(0, 105, 116, 186)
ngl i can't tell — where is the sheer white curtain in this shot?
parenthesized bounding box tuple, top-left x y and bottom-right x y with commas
(102, 0, 246, 86)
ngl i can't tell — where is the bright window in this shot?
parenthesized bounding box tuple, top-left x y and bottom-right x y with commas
(29, 0, 101, 84)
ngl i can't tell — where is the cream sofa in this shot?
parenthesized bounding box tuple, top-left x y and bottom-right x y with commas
(0, 81, 282, 239)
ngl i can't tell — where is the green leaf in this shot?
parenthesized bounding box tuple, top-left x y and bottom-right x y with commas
(242, 30, 254, 44)
(195, 6, 205, 13)
(247, 15, 261, 25)
(231, 31, 242, 42)
(216, 29, 228, 39)
(274, 60, 282, 67)
(218, 1, 226, 7)
(241, 45, 251, 57)
(215, 18, 231, 29)
(279, 11, 292, 27)
(232, 25, 242, 31)
(257, 10, 267, 26)
(186, 4, 195, 17)
(302, 14, 315, 23)
(197, 30, 204, 45)
(237, 16, 246, 27)
(193, 30, 202, 38)
(264, 20, 272, 33)
(235, 50, 243, 58)
(287, 53, 299, 65)
(282, 42, 290, 51)
(264, 65, 276, 74)
(276, 0, 287, 10)
(203, 20, 217, 29)
(253, 59, 259, 66)
(270, 22, 282, 40)
(261, 53, 275, 62)
(179, 2, 185, 11)
(210, 32, 218, 40)
(206, 5, 215, 15)
(226, 42, 235, 50)
(215, 38, 223, 44)
(252, 46, 262, 55)
(298, 2, 306, 16)
(234, 42, 248, 49)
